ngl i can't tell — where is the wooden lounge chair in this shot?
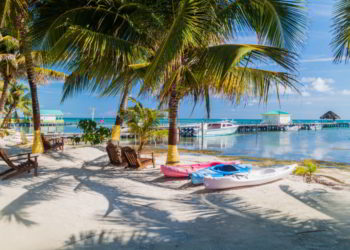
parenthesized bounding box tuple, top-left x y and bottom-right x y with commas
(122, 146, 155, 169)
(106, 140, 128, 167)
(41, 134, 64, 152)
(0, 149, 39, 180)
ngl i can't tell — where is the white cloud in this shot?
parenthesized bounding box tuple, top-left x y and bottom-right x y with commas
(301, 91, 311, 97)
(341, 90, 350, 95)
(301, 77, 334, 93)
(247, 99, 259, 106)
(272, 85, 296, 95)
(305, 101, 312, 105)
(300, 57, 333, 63)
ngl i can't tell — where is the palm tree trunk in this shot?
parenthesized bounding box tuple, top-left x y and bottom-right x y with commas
(1, 105, 15, 129)
(166, 83, 180, 165)
(0, 73, 11, 113)
(18, 11, 44, 153)
(112, 80, 130, 142)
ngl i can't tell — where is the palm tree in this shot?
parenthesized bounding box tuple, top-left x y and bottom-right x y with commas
(33, 0, 307, 164)
(140, 0, 307, 164)
(32, 0, 154, 143)
(0, 32, 65, 114)
(331, 0, 350, 62)
(126, 98, 167, 153)
(0, 1, 66, 152)
(1, 0, 42, 153)
(1, 82, 31, 128)
(0, 32, 18, 113)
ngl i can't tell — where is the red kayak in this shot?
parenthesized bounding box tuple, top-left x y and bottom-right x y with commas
(160, 161, 240, 178)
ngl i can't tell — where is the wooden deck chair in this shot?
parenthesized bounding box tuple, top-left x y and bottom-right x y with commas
(41, 134, 64, 152)
(0, 149, 39, 180)
(122, 147, 154, 169)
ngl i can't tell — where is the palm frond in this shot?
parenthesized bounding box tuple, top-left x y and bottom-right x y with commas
(199, 44, 297, 84)
(144, 0, 215, 86)
(211, 66, 298, 104)
(331, 0, 350, 62)
(220, 0, 307, 52)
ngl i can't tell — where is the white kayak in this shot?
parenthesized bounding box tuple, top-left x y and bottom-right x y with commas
(203, 164, 297, 190)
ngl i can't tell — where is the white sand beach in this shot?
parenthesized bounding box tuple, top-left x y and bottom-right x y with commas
(1, 136, 350, 250)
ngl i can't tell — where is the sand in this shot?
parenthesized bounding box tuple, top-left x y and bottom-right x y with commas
(0, 139, 350, 249)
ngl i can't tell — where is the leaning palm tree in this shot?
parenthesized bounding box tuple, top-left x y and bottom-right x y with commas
(1, 0, 44, 153)
(33, 0, 307, 164)
(0, 1, 66, 152)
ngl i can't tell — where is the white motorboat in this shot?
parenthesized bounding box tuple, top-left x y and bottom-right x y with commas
(203, 164, 297, 190)
(284, 125, 301, 132)
(309, 124, 322, 130)
(193, 121, 239, 137)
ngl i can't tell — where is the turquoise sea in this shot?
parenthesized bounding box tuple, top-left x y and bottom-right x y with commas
(28, 118, 350, 163)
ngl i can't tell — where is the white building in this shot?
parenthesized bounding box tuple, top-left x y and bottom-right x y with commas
(261, 110, 291, 125)
(40, 110, 64, 123)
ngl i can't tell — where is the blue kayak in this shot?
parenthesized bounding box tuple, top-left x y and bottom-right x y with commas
(191, 164, 252, 185)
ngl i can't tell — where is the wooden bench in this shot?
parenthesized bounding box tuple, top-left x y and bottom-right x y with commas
(41, 134, 64, 152)
(0, 149, 39, 180)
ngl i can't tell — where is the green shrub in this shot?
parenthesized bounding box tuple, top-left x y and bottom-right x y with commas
(294, 159, 318, 182)
(78, 120, 111, 145)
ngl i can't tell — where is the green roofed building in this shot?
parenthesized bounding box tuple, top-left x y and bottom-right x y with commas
(261, 110, 291, 125)
(40, 110, 64, 123)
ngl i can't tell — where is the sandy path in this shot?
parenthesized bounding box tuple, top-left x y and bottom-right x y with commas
(0, 146, 350, 250)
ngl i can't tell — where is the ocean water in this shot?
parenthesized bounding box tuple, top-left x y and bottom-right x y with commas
(178, 128, 350, 163)
(17, 118, 350, 163)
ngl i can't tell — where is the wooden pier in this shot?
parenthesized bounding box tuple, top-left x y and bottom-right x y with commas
(179, 122, 350, 137)
(237, 122, 350, 133)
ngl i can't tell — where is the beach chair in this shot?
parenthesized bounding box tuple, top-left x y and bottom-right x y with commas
(122, 146, 155, 169)
(0, 149, 39, 180)
(106, 140, 127, 166)
(41, 134, 64, 152)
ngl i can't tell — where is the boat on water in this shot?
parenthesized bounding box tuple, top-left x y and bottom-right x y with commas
(309, 124, 323, 130)
(191, 164, 252, 185)
(203, 164, 297, 190)
(160, 161, 240, 178)
(193, 121, 239, 137)
(284, 125, 301, 132)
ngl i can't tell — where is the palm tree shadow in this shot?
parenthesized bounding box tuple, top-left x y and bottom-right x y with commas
(0, 175, 73, 227)
(280, 185, 350, 230)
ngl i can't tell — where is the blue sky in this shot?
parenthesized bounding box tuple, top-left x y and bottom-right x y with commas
(37, 0, 350, 119)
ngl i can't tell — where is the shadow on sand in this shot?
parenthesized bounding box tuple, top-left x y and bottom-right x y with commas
(0, 152, 350, 249)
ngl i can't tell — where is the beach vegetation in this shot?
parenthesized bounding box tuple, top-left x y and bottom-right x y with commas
(1, 82, 31, 128)
(293, 160, 318, 183)
(126, 98, 167, 153)
(78, 120, 111, 145)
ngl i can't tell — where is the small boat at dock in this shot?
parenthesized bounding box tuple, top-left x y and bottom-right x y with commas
(284, 125, 301, 132)
(309, 124, 323, 130)
(193, 121, 239, 137)
(203, 164, 297, 190)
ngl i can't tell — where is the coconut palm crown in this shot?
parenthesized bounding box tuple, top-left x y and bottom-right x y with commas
(33, 0, 307, 163)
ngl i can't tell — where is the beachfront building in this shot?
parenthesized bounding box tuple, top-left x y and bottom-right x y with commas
(261, 110, 291, 125)
(40, 110, 64, 124)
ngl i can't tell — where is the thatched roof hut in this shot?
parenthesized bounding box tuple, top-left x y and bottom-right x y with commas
(320, 111, 340, 121)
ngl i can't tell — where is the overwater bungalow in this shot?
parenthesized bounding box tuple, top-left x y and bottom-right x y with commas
(261, 110, 291, 125)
